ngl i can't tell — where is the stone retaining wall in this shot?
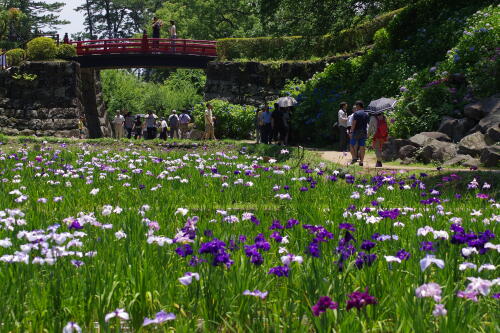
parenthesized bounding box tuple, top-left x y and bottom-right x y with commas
(0, 61, 111, 138)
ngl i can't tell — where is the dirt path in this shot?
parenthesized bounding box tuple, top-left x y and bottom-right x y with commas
(315, 150, 492, 172)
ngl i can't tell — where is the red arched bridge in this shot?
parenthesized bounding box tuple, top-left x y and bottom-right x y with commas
(69, 36, 217, 69)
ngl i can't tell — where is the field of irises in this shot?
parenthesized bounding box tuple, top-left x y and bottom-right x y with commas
(0, 140, 498, 332)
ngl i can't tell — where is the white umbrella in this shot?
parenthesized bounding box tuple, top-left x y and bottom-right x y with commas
(277, 96, 297, 108)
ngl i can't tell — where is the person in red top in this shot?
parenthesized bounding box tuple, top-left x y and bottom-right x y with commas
(368, 112, 389, 168)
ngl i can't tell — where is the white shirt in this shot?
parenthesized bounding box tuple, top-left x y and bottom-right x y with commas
(347, 114, 354, 127)
(161, 120, 168, 129)
(113, 115, 125, 125)
(338, 109, 348, 127)
(169, 25, 177, 37)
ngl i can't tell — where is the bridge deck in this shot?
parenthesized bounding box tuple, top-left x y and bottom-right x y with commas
(70, 38, 217, 69)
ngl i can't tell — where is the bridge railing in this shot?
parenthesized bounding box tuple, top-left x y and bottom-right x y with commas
(70, 37, 217, 57)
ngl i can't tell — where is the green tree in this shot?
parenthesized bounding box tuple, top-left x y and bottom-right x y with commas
(0, 0, 68, 43)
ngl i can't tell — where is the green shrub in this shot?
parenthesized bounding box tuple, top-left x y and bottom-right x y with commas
(192, 100, 256, 139)
(26, 37, 58, 60)
(56, 44, 77, 58)
(217, 8, 403, 61)
(5, 48, 26, 66)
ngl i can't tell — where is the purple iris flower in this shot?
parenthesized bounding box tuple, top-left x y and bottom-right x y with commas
(396, 249, 411, 261)
(346, 288, 377, 310)
(270, 231, 283, 243)
(339, 223, 355, 232)
(175, 244, 193, 257)
(69, 220, 83, 230)
(269, 220, 284, 230)
(420, 241, 436, 252)
(268, 265, 289, 277)
(306, 242, 321, 257)
(361, 240, 376, 251)
(285, 219, 299, 229)
(312, 296, 338, 316)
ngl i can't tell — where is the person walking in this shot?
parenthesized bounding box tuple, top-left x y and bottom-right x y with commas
(112, 112, 125, 139)
(368, 112, 389, 168)
(349, 101, 369, 166)
(204, 103, 216, 140)
(133, 115, 143, 140)
(179, 110, 191, 139)
(338, 102, 349, 151)
(146, 111, 157, 139)
(124, 111, 134, 139)
(271, 104, 286, 145)
(260, 105, 273, 144)
(152, 17, 163, 48)
(282, 107, 291, 145)
(78, 116, 86, 139)
(160, 117, 168, 140)
(168, 110, 180, 139)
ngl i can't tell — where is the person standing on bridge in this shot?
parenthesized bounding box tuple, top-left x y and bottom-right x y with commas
(152, 17, 163, 48)
(169, 20, 177, 53)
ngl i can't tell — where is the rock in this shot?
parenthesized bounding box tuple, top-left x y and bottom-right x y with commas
(419, 132, 451, 142)
(457, 132, 488, 157)
(485, 125, 500, 145)
(478, 98, 500, 135)
(462, 157, 480, 168)
(381, 138, 417, 161)
(418, 139, 457, 163)
(438, 116, 476, 142)
(443, 154, 471, 166)
(464, 96, 500, 120)
(189, 129, 204, 140)
(480, 146, 500, 167)
(409, 133, 434, 147)
(399, 145, 418, 159)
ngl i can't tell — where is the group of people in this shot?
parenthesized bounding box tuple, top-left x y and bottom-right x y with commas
(152, 17, 177, 40)
(256, 104, 291, 145)
(338, 101, 388, 168)
(112, 110, 192, 140)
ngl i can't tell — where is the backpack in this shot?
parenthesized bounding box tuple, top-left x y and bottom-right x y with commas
(375, 116, 388, 138)
(169, 115, 179, 127)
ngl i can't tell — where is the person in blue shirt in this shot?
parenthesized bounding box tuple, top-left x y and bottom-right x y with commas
(349, 100, 369, 166)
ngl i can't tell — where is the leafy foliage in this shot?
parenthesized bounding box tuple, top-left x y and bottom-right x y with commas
(0, 1, 68, 45)
(56, 44, 77, 58)
(192, 100, 256, 139)
(5, 47, 25, 66)
(217, 9, 402, 61)
(101, 69, 205, 118)
(26, 37, 57, 60)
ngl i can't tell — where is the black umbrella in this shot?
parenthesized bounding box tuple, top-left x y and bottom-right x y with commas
(366, 98, 397, 114)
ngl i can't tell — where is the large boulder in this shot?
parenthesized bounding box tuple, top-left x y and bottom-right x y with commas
(419, 132, 452, 142)
(464, 96, 500, 120)
(438, 116, 476, 142)
(443, 154, 474, 166)
(409, 133, 434, 147)
(381, 138, 417, 161)
(457, 132, 488, 157)
(485, 125, 500, 145)
(399, 145, 419, 159)
(480, 146, 500, 167)
(418, 139, 458, 163)
(478, 97, 500, 136)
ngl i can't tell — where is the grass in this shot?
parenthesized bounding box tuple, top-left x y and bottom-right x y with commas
(0, 139, 498, 332)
